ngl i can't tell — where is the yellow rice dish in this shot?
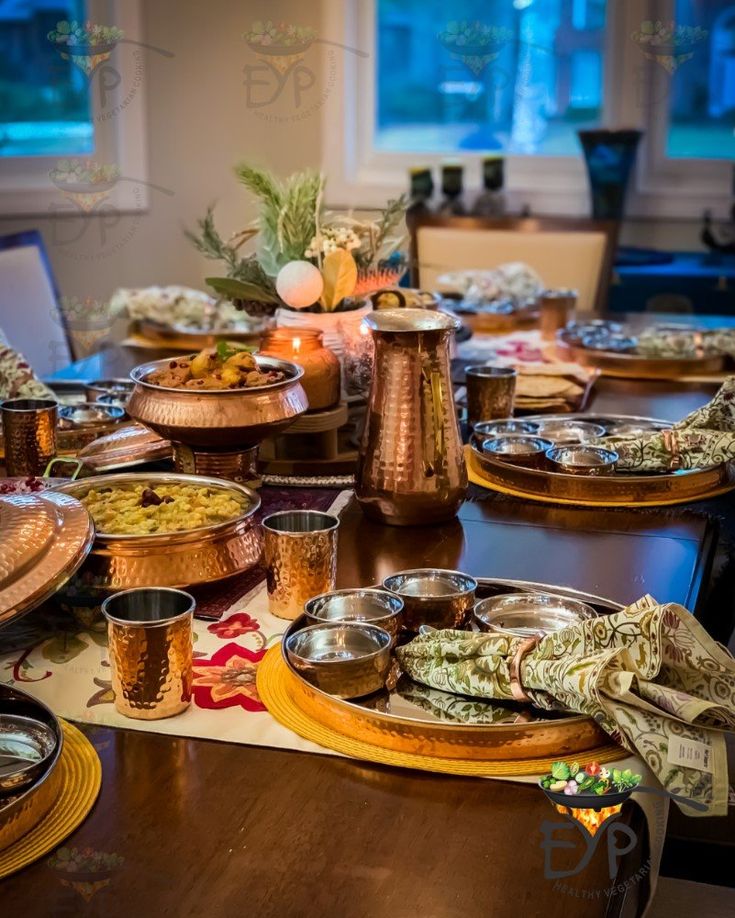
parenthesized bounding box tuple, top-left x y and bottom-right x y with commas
(80, 483, 248, 535)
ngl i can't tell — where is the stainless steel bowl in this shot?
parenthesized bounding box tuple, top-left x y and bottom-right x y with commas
(382, 568, 477, 631)
(547, 445, 619, 476)
(480, 435, 553, 469)
(535, 419, 606, 445)
(473, 419, 540, 439)
(85, 378, 135, 403)
(0, 715, 57, 797)
(474, 592, 596, 637)
(304, 588, 404, 643)
(59, 402, 125, 429)
(285, 622, 392, 699)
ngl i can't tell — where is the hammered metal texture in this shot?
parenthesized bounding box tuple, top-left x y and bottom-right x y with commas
(1, 402, 57, 476)
(107, 615, 193, 720)
(465, 372, 516, 426)
(264, 528, 337, 620)
(356, 310, 467, 525)
(0, 493, 94, 624)
(127, 355, 308, 449)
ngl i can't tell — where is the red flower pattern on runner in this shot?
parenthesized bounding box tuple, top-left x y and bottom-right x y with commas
(207, 613, 261, 640)
(192, 643, 267, 712)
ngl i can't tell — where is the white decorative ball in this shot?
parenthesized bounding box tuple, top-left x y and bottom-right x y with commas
(276, 260, 324, 310)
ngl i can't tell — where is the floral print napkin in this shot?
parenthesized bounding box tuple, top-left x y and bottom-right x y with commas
(396, 595, 735, 815)
(604, 376, 735, 471)
(0, 343, 56, 401)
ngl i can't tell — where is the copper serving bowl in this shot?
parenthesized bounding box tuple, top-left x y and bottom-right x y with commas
(304, 588, 405, 644)
(55, 472, 262, 599)
(382, 568, 477, 631)
(126, 354, 308, 449)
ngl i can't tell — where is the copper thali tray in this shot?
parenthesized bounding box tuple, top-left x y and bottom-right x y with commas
(468, 413, 735, 507)
(555, 332, 727, 379)
(0, 685, 63, 853)
(137, 318, 265, 350)
(280, 580, 622, 763)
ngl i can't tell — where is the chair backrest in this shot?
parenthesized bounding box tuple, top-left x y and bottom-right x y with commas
(409, 214, 618, 313)
(0, 231, 72, 378)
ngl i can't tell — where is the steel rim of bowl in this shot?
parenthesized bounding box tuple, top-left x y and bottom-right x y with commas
(285, 621, 392, 665)
(129, 354, 304, 394)
(55, 472, 261, 541)
(481, 435, 554, 456)
(382, 568, 478, 601)
(473, 419, 540, 436)
(59, 403, 126, 424)
(101, 587, 196, 627)
(304, 588, 404, 623)
(0, 714, 56, 788)
(262, 509, 340, 535)
(474, 592, 596, 631)
(547, 446, 620, 469)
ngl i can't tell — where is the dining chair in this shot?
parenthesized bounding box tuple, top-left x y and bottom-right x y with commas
(0, 230, 73, 378)
(408, 212, 619, 313)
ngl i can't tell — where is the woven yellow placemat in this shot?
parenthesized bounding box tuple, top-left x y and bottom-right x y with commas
(0, 720, 101, 880)
(257, 647, 622, 777)
(466, 446, 735, 508)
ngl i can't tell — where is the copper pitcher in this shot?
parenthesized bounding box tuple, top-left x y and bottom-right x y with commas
(356, 309, 467, 526)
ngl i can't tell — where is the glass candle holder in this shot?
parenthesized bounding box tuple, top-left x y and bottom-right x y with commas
(261, 327, 340, 411)
(340, 318, 374, 397)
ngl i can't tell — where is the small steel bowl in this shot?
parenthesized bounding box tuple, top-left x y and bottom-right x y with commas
(473, 419, 540, 439)
(304, 588, 404, 644)
(547, 445, 619, 476)
(607, 421, 664, 438)
(285, 622, 392, 699)
(474, 592, 596, 638)
(85, 379, 135, 403)
(480, 435, 554, 469)
(0, 714, 57, 796)
(535, 419, 607, 445)
(382, 569, 477, 632)
(58, 402, 125, 429)
(582, 333, 637, 353)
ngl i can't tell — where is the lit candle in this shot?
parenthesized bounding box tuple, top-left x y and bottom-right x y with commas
(292, 336, 302, 356)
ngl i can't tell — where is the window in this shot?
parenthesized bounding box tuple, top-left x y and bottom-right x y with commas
(375, 0, 607, 157)
(0, 0, 149, 215)
(0, 0, 93, 158)
(323, 0, 735, 218)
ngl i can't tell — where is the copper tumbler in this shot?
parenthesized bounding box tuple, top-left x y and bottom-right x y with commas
(102, 588, 194, 720)
(539, 289, 577, 341)
(465, 366, 517, 426)
(263, 510, 339, 620)
(1, 398, 58, 476)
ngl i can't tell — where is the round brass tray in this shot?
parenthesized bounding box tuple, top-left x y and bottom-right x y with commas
(555, 334, 727, 379)
(0, 685, 63, 853)
(137, 318, 265, 349)
(280, 580, 621, 763)
(468, 413, 735, 506)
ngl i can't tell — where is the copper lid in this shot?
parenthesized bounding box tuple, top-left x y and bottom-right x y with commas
(0, 491, 94, 626)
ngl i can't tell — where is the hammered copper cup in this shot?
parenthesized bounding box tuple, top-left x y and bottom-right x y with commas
(464, 366, 517, 427)
(539, 289, 577, 341)
(102, 588, 194, 720)
(1, 398, 58, 476)
(263, 510, 339, 620)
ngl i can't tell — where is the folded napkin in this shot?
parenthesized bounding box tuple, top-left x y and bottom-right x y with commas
(604, 376, 735, 471)
(0, 344, 55, 402)
(396, 595, 735, 815)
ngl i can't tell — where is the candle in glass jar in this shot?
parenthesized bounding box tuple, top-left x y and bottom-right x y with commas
(261, 327, 340, 411)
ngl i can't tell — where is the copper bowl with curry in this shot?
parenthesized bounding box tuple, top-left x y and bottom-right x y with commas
(55, 473, 262, 602)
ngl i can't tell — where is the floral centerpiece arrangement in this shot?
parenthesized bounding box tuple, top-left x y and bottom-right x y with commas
(186, 164, 408, 321)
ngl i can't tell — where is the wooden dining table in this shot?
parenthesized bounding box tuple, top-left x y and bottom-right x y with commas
(0, 340, 730, 917)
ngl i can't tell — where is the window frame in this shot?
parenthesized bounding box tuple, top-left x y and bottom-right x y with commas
(0, 0, 150, 216)
(322, 0, 733, 219)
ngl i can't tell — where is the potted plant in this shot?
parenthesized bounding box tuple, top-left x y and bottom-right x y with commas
(187, 165, 408, 353)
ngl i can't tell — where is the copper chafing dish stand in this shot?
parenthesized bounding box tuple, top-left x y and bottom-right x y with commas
(279, 579, 623, 764)
(126, 355, 308, 486)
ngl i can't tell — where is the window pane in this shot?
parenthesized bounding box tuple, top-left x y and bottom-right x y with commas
(663, 0, 735, 159)
(375, 0, 607, 156)
(0, 0, 93, 158)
